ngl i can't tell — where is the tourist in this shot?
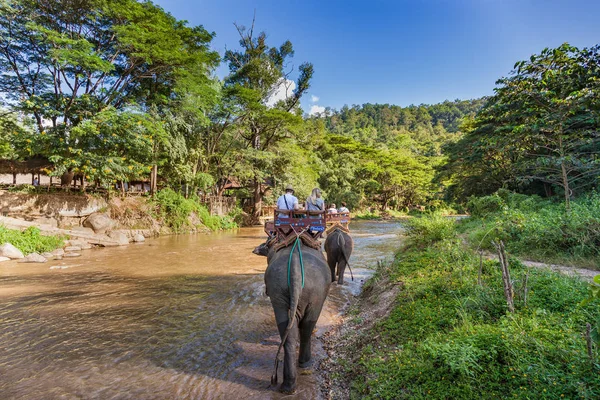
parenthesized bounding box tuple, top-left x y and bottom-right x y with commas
(338, 202, 349, 213)
(327, 203, 338, 214)
(276, 184, 299, 217)
(305, 188, 324, 214)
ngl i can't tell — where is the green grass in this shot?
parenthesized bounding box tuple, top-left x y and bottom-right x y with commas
(0, 225, 65, 254)
(341, 213, 600, 399)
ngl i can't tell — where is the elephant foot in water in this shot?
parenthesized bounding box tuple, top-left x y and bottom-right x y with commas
(299, 358, 313, 368)
(280, 382, 297, 394)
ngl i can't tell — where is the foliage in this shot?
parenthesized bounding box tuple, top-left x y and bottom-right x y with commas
(404, 213, 457, 247)
(460, 191, 600, 266)
(443, 44, 600, 204)
(0, 225, 65, 254)
(344, 238, 600, 399)
(151, 188, 236, 232)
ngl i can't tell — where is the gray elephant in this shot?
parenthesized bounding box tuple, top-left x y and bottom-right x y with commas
(324, 228, 353, 284)
(253, 239, 331, 394)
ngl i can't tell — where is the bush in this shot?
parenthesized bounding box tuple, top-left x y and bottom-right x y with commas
(459, 191, 600, 265)
(467, 193, 506, 217)
(0, 225, 65, 254)
(152, 189, 237, 232)
(344, 239, 600, 399)
(404, 213, 456, 247)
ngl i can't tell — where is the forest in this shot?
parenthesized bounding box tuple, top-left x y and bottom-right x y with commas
(0, 0, 599, 221)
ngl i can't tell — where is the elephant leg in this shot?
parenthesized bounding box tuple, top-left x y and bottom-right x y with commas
(337, 258, 347, 285)
(327, 257, 337, 283)
(298, 317, 318, 368)
(274, 308, 299, 394)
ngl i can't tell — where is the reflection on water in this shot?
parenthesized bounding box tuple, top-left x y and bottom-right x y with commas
(0, 220, 404, 399)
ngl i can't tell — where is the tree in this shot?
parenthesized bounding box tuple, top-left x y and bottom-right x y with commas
(222, 18, 313, 222)
(0, 0, 219, 191)
(443, 44, 600, 208)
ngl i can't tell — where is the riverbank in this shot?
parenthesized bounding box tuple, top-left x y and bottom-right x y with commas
(0, 189, 238, 263)
(322, 215, 600, 399)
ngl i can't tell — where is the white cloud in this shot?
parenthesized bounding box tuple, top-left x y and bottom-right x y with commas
(265, 78, 296, 107)
(311, 95, 319, 103)
(309, 105, 326, 116)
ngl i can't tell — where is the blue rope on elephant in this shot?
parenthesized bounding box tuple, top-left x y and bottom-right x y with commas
(287, 236, 305, 289)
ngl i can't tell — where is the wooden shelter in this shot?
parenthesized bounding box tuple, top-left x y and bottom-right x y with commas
(0, 156, 53, 185)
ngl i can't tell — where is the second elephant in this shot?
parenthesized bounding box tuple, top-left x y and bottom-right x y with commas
(324, 228, 353, 284)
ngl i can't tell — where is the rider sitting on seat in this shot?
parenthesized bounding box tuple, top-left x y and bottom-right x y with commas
(338, 202, 349, 214)
(277, 184, 299, 217)
(327, 203, 338, 214)
(305, 188, 324, 216)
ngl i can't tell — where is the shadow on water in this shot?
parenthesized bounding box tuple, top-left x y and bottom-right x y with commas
(0, 221, 405, 399)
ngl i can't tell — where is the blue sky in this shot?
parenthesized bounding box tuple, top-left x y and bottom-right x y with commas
(154, 0, 600, 113)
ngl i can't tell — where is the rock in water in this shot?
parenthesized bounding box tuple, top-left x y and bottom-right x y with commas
(0, 256, 10, 263)
(0, 243, 25, 259)
(83, 213, 114, 234)
(133, 234, 145, 243)
(19, 253, 47, 263)
(107, 231, 130, 246)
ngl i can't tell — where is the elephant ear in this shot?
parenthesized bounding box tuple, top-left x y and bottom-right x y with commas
(252, 243, 269, 257)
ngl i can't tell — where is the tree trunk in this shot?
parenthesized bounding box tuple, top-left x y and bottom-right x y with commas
(150, 165, 158, 195)
(251, 176, 262, 225)
(12, 173, 16, 185)
(561, 160, 571, 212)
(494, 240, 514, 313)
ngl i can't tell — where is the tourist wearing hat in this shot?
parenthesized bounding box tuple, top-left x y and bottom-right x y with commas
(277, 184, 299, 217)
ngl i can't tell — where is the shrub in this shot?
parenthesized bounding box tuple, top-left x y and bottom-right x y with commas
(0, 225, 65, 254)
(404, 213, 456, 247)
(152, 189, 237, 232)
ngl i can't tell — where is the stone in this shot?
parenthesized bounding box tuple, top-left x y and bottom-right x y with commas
(64, 246, 82, 252)
(67, 240, 92, 250)
(133, 234, 145, 243)
(0, 256, 10, 262)
(107, 231, 129, 246)
(83, 213, 114, 234)
(0, 243, 24, 259)
(19, 253, 47, 263)
(64, 253, 81, 257)
(69, 226, 96, 235)
(51, 248, 65, 256)
(42, 252, 54, 259)
(33, 217, 58, 228)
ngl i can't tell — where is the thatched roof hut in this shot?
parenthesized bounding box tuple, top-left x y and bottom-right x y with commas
(0, 156, 53, 175)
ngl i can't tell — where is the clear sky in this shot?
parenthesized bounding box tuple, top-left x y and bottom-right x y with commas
(154, 0, 600, 114)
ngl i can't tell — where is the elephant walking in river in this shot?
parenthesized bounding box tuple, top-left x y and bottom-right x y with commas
(253, 240, 331, 394)
(324, 228, 353, 284)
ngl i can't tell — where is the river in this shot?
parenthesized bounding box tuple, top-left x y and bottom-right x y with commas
(0, 220, 404, 399)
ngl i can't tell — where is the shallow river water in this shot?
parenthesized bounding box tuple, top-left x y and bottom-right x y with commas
(0, 220, 404, 400)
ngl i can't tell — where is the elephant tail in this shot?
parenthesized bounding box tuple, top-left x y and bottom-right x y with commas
(337, 230, 354, 281)
(271, 237, 304, 385)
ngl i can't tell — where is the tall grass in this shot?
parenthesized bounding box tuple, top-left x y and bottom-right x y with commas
(341, 217, 600, 399)
(460, 191, 600, 266)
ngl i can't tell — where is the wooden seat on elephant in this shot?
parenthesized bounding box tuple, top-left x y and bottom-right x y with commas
(325, 213, 351, 233)
(271, 209, 326, 244)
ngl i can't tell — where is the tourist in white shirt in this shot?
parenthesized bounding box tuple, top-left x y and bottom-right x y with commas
(327, 203, 338, 214)
(277, 184, 299, 217)
(338, 202, 349, 213)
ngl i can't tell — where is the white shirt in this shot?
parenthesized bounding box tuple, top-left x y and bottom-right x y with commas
(338, 206, 349, 213)
(277, 193, 298, 216)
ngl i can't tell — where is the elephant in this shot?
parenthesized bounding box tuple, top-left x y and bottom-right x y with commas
(253, 239, 331, 394)
(324, 228, 353, 284)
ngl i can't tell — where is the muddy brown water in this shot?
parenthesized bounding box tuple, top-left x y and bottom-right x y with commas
(0, 220, 404, 399)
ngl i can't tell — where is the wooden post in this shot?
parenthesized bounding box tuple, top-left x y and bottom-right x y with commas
(493, 240, 514, 313)
(150, 165, 157, 195)
(31, 173, 35, 185)
(12, 172, 16, 185)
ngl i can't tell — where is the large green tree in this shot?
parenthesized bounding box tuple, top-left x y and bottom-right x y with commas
(221, 20, 313, 221)
(0, 0, 218, 189)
